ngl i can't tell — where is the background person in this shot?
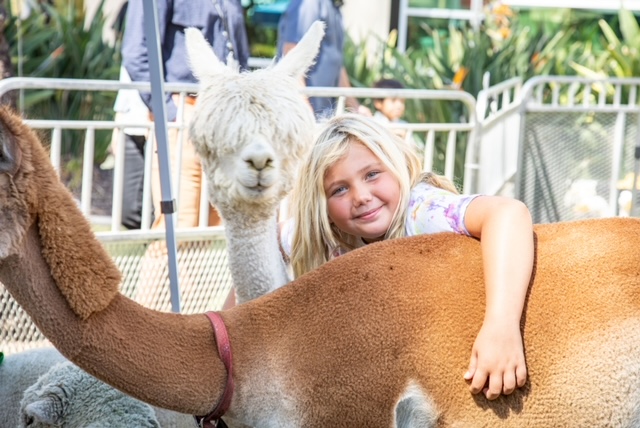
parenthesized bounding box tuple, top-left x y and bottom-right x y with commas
(372, 78, 407, 124)
(110, 65, 153, 230)
(277, 0, 371, 119)
(121, 0, 250, 228)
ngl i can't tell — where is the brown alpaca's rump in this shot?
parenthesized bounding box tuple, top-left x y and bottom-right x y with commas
(219, 218, 640, 427)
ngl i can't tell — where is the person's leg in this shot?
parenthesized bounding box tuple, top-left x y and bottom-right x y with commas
(151, 97, 222, 229)
(121, 134, 147, 229)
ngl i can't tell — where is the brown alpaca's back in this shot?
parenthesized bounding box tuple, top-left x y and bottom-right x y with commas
(225, 217, 640, 427)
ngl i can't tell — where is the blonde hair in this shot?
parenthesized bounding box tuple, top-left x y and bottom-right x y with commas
(288, 114, 457, 278)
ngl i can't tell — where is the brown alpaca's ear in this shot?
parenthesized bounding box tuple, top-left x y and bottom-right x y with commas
(0, 129, 22, 176)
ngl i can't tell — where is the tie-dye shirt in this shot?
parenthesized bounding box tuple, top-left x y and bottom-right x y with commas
(406, 182, 478, 236)
(280, 182, 479, 258)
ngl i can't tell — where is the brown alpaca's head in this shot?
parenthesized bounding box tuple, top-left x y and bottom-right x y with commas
(0, 107, 37, 258)
(0, 107, 120, 319)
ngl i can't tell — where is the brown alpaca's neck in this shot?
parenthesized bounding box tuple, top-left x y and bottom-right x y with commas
(0, 223, 228, 415)
(33, 163, 122, 319)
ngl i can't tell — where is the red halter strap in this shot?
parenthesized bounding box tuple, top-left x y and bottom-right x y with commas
(194, 311, 234, 428)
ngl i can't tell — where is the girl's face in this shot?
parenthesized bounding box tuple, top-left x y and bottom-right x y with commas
(323, 141, 401, 243)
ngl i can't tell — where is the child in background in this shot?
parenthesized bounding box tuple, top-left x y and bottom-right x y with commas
(372, 78, 407, 125)
(281, 114, 534, 400)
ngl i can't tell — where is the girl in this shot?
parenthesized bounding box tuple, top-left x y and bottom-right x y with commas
(282, 113, 533, 400)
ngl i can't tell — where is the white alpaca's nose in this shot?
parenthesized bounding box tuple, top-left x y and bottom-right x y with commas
(242, 140, 276, 171)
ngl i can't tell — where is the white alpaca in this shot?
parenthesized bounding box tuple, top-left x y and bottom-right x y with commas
(184, 22, 323, 304)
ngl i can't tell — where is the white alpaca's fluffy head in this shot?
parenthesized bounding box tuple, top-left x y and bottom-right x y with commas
(185, 21, 325, 220)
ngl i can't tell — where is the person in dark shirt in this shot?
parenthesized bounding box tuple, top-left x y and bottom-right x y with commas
(277, 0, 370, 119)
(122, 0, 250, 228)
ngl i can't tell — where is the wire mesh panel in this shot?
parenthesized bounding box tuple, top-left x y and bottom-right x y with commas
(0, 232, 232, 355)
(516, 77, 640, 224)
(518, 111, 639, 223)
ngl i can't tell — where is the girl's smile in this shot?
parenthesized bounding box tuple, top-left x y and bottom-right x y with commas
(323, 142, 401, 242)
(354, 206, 382, 221)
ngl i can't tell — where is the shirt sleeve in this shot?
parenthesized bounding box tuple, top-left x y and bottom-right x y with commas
(405, 183, 480, 236)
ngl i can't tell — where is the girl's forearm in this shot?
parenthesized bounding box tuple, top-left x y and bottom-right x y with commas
(479, 200, 533, 325)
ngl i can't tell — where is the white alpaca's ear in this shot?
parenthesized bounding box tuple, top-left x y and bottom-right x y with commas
(225, 52, 240, 73)
(185, 27, 235, 81)
(273, 20, 325, 79)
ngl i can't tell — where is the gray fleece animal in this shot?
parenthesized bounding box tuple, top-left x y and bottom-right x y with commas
(0, 348, 66, 427)
(0, 348, 195, 428)
(20, 361, 160, 427)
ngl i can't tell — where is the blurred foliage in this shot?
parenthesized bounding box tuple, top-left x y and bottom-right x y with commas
(5, 0, 120, 164)
(1, 0, 638, 183)
(570, 9, 640, 88)
(342, 3, 640, 181)
(344, 5, 637, 105)
(244, 0, 280, 58)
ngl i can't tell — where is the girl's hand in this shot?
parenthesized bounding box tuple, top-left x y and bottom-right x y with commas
(463, 321, 527, 400)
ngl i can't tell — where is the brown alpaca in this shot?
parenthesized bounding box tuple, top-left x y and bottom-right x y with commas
(2, 105, 640, 427)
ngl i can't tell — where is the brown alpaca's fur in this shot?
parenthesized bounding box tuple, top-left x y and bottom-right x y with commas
(0, 107, 121, 319)
(2, 106, 640, 426)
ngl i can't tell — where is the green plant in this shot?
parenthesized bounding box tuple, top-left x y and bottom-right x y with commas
(571, 8, 640, 79)
(5, 0, 120, 163)
(244, 0, 282, 59)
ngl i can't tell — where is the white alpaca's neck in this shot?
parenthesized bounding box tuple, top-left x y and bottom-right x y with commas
(223, 214, 290, 303)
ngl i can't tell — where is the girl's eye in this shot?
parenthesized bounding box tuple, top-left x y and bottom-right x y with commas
(366, 170, 380, 180)
(331, 186, 347, 197)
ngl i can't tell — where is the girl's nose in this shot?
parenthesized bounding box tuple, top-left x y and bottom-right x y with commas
(352, 185, 373, 206)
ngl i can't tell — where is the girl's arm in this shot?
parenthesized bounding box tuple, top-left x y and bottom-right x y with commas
(462, 195, 533, 400)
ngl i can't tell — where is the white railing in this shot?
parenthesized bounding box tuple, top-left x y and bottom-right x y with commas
(516, 76, 640, 222)
(0, 76, 485, 353)
(0, 77, 480, 232)
(472, 77, 523, 196)
(396, 0, 486, 52)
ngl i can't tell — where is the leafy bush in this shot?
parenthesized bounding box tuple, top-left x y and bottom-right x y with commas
(5, 0, 120, 163)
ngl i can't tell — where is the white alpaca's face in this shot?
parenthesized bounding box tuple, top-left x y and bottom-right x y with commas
(189, 70, 315, 218)
(185, 22, 323, 221)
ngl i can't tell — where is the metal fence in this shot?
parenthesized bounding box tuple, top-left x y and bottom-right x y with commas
(6, 75, 639, 353)
(0, 77, 478, 354)
(472, 77, 523, 196)
(515, 77, 640, 223)
(5, 75, 640, 353)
